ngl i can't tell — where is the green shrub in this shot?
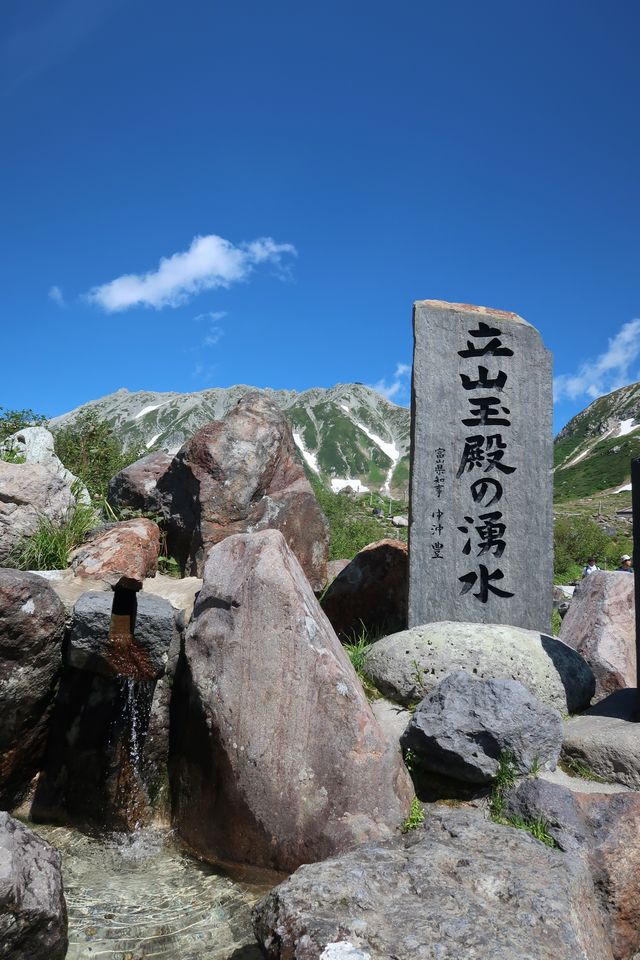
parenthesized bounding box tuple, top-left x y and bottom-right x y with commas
(553, 515, 630, 582)
(0, 407, 48, 443)
(54, 411, 145, 500)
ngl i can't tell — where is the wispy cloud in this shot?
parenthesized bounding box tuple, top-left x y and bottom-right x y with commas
(86, 234, 297, 312)
(48, 285, 65, 307)
(553, 319, 640, 403)
(370, 362, 411, 404)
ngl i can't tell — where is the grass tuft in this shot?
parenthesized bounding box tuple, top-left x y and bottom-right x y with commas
(7, 493, 98, 570)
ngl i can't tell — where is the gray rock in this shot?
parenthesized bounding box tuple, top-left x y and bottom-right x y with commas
(562, 706, 640, 790)
(170, 529, 413, 873)
(504, 779, 640, 959)
(107, 451, 173, 515)
(0, 570, 66, 809)
(1, 425, 91, 504)
(253, 805, 613, 960)
(0, 461, 76, 564)
(409, 300, 553, 633)
(401, 672, 562, 783)
(0, 812, 68, 960)
(363, 620, 595, 714)
(68, 590, 181, 680)
(559, 572, 635, 703)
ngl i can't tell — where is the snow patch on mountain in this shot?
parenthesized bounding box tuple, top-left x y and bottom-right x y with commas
(135, 401, 170, 420)
(618, 418, 637, 436)
(355, 421, 400, 492)
(293, 431, 320, 473)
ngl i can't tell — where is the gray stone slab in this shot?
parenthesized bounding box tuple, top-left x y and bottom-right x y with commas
(409, 300, 553, 632)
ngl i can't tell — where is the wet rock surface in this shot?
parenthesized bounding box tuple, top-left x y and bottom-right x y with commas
(70, 518, 161, 590)
(253, 805, 614, 960)
(0, 569, 66, 809)
(68, 590, 181, 680)
(401, 672, 562, 784)
(157, 393, 329, 587)
(321, 538, 407, 638)
(363, 620, 595, 714)
(170, 529, 412, 873)
(0, 812, 68, 960)
(560, 572, 635, 703)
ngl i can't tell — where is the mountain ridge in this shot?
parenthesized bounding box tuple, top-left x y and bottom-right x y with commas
(50, 383, 412, 497)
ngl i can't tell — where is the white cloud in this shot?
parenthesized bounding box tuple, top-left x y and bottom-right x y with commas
(370, 362, 411, 404)
(86, 234, 297, 312)
(553, 319, 640, 403)
(48, 285, 65, 307)
(203, 326, 224, 347)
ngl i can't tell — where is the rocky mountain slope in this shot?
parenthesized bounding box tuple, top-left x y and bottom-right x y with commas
(554, 382, 640, 501)
(50, 383, 411, 497)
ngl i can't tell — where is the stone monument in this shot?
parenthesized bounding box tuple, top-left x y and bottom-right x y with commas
(409, 300, 553, 632)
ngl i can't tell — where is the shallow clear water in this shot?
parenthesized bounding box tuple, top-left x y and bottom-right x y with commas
(31, 823, 267, 960)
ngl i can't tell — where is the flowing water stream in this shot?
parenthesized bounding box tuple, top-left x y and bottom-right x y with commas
(31, 823, 268, 960)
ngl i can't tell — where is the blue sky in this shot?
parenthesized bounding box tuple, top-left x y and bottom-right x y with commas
(1, 0, 638, 432)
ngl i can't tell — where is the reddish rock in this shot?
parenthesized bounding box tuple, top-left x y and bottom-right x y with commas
(70, 518, 161, 590)
(158, 393, 329, 588)
(324, 558, 350, 585)
(560, 572, 635, 702)
(0, 570, 66, 809)
(107, 451, 173, 516)
(321, 538, 408, 638)
(170, 529, 413, 873)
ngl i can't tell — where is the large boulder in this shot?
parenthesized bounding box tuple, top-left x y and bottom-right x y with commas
(0, 461, 76, 564)
(562, 694, 640, 790)
(170, 529, 413, 873)
(107, 451, 173, 515)
(321, 538, 407, 638)
(560, 572, 635, 703)
(0, 570, 66, 809)
(69, 517, 161, 590)
(0, 813, 67, 960)
(363, 621, 595, 714)
(401, 672, 562, 784)
(253, 805, 614, 960)
(1, 425, 90, 503)
(157, 393, 329, 588)
(32, 593, 182, 829)
(504, 779, 640, 959)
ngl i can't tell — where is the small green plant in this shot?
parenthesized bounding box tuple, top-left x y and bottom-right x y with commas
(489, 749, 519, 822)
(53, 410, 146, 499)
(158, 555, 181, 578)
(410, 659, 426, 692)
(343, 622, 382, 700)
(551, 609, 562, 637)
(8, 496, 98, 570)
(401, 796, 425, 833)
(0, 440, 26, 464)
(506, 813, 558, 848)
(559, 755, 610, 784)
(529, 756, 542, 777)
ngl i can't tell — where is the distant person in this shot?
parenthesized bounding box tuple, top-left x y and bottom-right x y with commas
(582, 557, 600, 577)
(618, 554, 633, 573)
